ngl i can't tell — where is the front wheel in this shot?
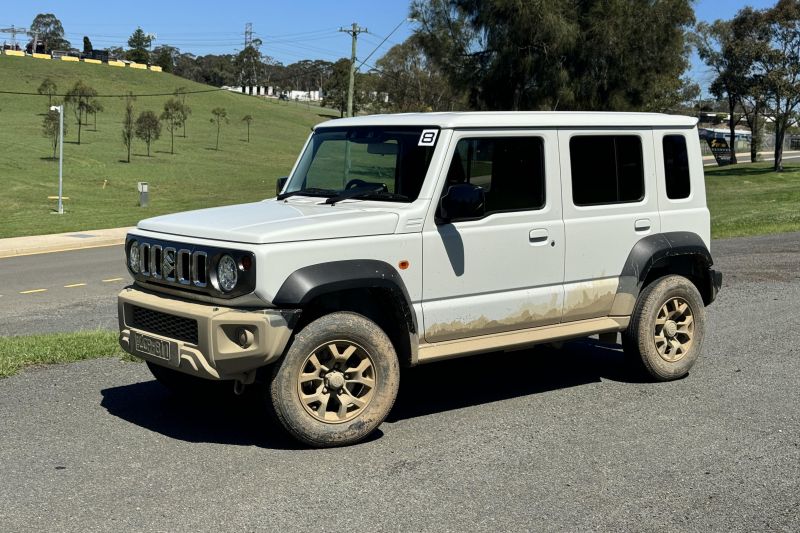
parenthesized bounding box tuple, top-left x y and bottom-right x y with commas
(622, 275, 706, 381)
(268, 312, 400, 447)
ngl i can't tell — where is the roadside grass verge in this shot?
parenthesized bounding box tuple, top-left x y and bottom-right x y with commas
(0, 55, 336, 239)
(705, 162, 800, 239)
(0, 330, 132, 378)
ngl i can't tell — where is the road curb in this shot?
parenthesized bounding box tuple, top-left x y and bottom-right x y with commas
(0, 227, 133, 259)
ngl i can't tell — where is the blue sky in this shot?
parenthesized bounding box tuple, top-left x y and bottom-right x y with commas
(0, 0, 780, 93)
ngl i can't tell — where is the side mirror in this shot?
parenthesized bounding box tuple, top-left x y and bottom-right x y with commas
(438, 183, 485, 222)
(276, 176, 288, 196)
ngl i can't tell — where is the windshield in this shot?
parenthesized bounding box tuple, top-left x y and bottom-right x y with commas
(284, 126, 440, 202)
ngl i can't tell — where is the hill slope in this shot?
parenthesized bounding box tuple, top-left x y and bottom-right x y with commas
(0, 55, 337, 238)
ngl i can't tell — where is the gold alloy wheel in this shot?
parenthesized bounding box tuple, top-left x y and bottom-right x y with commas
(297, 340, 377, 424)
(653, 296, 694, 363)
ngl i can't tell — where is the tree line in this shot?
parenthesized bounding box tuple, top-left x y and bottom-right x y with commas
(695, 0, 800, 171)
(38, 79, 252, 160)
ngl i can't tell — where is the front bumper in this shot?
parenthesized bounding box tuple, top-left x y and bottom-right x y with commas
(118, 286, 295, 381)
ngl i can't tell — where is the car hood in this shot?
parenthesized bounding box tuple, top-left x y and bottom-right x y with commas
(136, 198, 401, 244)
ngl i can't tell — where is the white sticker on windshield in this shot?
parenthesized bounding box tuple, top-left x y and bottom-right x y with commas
(418, 129, 438, 146)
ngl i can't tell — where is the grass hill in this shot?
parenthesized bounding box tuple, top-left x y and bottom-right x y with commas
(0, 55, 337, 238)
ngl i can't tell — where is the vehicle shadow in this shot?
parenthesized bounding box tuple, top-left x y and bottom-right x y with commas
(100, 339, 643, 447)
(99, 380, 304, 450)
(387, 339, 647, 422)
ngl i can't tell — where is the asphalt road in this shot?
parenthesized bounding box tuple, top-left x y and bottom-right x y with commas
(0, 245, 127, 336)
(1, 232, 799, 531)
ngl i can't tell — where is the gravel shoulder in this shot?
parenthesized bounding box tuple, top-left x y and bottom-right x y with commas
(0, 233, 799, 532)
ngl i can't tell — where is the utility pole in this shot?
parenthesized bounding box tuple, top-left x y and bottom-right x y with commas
(50, 105, 64, 215)
(339, 22, 367, 117)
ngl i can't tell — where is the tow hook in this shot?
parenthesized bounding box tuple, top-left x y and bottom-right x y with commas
(233, 380, 246, 396)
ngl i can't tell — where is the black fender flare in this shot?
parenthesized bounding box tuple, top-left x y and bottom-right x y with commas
(616, 231, 716, 304)
(272, 260, 417, 333)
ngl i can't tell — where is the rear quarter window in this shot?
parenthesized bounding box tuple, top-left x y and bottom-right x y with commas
(662, 135, 691, 200)
(569, 135, 645, 206)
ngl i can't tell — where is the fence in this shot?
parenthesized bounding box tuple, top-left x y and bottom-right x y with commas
(1, 48, 163, 72)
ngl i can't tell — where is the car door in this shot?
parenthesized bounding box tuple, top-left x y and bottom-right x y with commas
(558, 129, 661, 321)
(421, 130, 565, 343)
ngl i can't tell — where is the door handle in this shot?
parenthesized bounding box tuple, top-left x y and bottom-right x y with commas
(528, 228, 549, 244)
(634, 219, 651, 232)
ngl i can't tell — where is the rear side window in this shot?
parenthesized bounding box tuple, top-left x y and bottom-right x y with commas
(446, 136, 545, 214)
(663, 135, 691, 199)
(570, 136, 644, 206)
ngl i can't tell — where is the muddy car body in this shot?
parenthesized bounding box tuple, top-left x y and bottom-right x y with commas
(119, 111, 722, 446)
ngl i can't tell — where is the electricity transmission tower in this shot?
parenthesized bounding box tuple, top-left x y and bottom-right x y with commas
(240, 22, 260, 94)
(339, 22, 368, 117)
(0, 25, 34, 50)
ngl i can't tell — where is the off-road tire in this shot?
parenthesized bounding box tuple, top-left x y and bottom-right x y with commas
(622, 275, 706, 381)
(268, 311, 400, 447)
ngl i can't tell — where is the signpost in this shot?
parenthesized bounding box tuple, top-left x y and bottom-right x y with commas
(706, 137, 732, 166)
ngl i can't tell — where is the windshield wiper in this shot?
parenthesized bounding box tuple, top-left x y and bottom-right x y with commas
(324, 185, 386, 205)
(277, 187, 337, 201)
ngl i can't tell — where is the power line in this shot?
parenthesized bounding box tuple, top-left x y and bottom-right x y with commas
(355, 18, 412, 73)
(0, 87, 227, 98)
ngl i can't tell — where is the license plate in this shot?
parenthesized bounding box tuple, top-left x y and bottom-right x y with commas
(132, 332, 173, 361)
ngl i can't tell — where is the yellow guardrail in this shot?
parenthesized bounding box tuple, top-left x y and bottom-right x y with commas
(129, 62, 146, 69)
(4, 49, 25, 57)
(108, 60, 125, 67)
(149, 65, 162, 72)
(32, 53, 51, 59)
(83, 58, 102, 64)
(61, 55, 79, 62)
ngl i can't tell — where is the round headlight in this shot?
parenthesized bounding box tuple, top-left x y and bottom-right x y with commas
(217, 254, 238, 292)
(129, 242, 140, 273)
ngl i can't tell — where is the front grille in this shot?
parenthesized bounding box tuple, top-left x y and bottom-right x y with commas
(130, 306, 199, 345)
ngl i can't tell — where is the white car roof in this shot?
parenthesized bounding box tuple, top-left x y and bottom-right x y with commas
(314, 111, 698, 130)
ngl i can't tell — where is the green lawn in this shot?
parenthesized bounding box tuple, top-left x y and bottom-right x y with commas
(705, 162, 800, 239)
(0, 54, 336, 238)
(0, 331, 129, 378)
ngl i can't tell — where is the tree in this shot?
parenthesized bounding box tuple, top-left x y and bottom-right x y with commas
(235, 43, 263, 88)
(42, 104, 68, 160)
(121, 93, 136, 163)
(758, 0, 800, 171)
(127, 28, 152, 64)
(30, 13, 70, 53)
(411, 0, 695, 111)
(64, 80, 97, 144)
(730, 7, 772, 163)
(375, 39, 465, 112)
(695, 20, 750, 164)
(153, 45, 178, 73)
(37, 78, 57, 108)
(173, 87, 192, 137)
(83, 36, 93, 55)
(86, 98, 104, 131)
(135, 110, 161, 156)
(241, 115, 253, 142)
(323, 58, 358, 117)
(210, 107, 228, 150)
(160, 98, 183, 154)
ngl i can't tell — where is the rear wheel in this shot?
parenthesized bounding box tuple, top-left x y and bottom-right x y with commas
(623, 275, 706, 381)
(268, 312, 400, 447)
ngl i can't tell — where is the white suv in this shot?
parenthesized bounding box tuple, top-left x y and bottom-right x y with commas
(118, 112, 722, 447)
